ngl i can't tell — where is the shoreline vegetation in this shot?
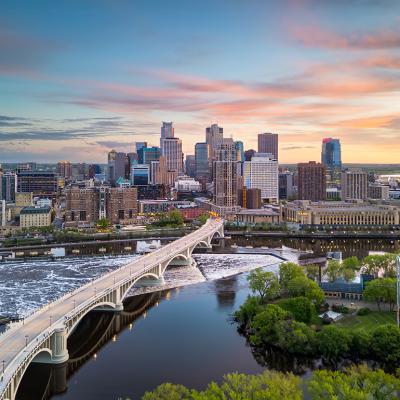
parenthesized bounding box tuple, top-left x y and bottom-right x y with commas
(137, 365, 400, 399)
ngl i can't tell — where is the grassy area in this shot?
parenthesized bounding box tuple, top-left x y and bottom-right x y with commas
(335, 311, 396, 333)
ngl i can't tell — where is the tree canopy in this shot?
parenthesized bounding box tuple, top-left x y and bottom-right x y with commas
(247, 268, 280, 302)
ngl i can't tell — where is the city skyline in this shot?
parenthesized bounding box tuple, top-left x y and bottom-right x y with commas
(1, 0, 400, 163)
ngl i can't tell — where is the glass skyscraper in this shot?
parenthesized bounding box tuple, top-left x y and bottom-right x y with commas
(321, 138, 341, 180)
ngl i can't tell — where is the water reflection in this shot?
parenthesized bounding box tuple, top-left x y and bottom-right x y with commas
(214, 276, 238, 310)
(16, 292, 163, 400)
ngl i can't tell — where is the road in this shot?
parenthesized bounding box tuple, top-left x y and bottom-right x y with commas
(0, 218, 222, 396)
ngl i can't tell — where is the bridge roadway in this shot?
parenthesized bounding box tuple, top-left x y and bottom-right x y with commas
(0, 218, 224, 400)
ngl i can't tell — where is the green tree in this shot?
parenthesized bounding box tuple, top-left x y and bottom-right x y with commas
(234, 296, 263, 327)
(142, 383, 193, 400)
(325, 259, 341, 282)
(342, 256, 360, 271)
(317, 326, 351, 362)
(167, 209, 184, 226)
(275, 319, 316, 356)
(247, 268, 280, 302)
(363, 278, 396, 311)
(279, 262, 305, 289)
(278, 296, 315, 324)
(341, 267, 356, 282)
(371, 324, 400, 366)
(305, 264, 320, 281)
(349, 330, 371, 360)
(362, 254, 388, 278)
(308, 364, 400, 400)
(197, 370, 302, 400)
(249, 304, 289, 346)
(287, 276, 324, 306)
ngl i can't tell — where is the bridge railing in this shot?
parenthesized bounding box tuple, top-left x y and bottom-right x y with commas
(0, 218, 223, 396)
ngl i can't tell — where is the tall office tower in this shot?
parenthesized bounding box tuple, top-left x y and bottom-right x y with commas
(234, 141, 245, 162)
(131, 164, 150, 186)
(243, 153, 279, 203)
(258, 132, 278, 161)
(213, 139, 239, 208)
(138, 146, 161, 165)
(206, 123, 224, 161)
(185, 155, 196, 178)
(17, 171, 58, 197)
(151, 156, 178, 186)
(195, 142, 210, 180)
(57, 161, 72, 179)
(107, 150, 126, 185)
(127, 152, 138, 167)
(279, 171, 294, 200)
(161, 122, 174, 141)
(244, 149, 256, 162)
(321, 138, 341, 180)
(0, 171, 17, 202)
(341, 168, 368, 200)
(161, 137, 183, 174)
(298, 161, 326, 201)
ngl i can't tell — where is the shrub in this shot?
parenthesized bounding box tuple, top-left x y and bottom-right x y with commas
(331, 304, 350, 314)
(357, 307, 371, 316)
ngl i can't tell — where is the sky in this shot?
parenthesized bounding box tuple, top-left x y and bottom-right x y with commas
(1, 0, 400, 163)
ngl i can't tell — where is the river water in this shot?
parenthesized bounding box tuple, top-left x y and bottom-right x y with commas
(6, 238, 396, 400)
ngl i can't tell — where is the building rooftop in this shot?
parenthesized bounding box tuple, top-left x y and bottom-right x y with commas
(20, 206, 51, 215)
(236, 208, 279, 216)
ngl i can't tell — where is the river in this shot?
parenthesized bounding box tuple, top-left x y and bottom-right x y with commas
(7, 238, 398, 400)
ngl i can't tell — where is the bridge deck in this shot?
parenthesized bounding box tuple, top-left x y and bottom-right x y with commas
(0, 218, 223, 398)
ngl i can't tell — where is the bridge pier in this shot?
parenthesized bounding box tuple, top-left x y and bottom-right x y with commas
(135, 276, 165, 287)
(33, 328, 69, 365)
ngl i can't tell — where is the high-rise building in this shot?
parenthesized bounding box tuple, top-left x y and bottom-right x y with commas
(131, 164, 150, 186)
(244, 149, 256, 162)
(258, 133, 278, 160)
(234, 141, 245, 162)
(237, 187, 262, 209)
(88, 164, 101, 179)
(368, 183, 390, 200)
(206, 124, 223, 161)
(195, 142, 210, 182)
(161, 137, 183, 174)
(0, 171, 17, 202)
(243, 153, 278, 203)
(139, 146, 160, 165)
(279, 171, 295, 200)
(213, 139, 239, 209)
(185, 155, 196, 178)
(321, 138, 341, 180)
(161, 122, 174, 141)
(151, 156, 178, 186)
(107, 150, 126, 185)
(57, 161, 72, 179)
(17, 171, 58, 197)
(341, 168, 368, 200)
(298, 161, 326, 201)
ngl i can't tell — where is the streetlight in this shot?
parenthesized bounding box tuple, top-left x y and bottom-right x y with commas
(73, 299, 76, 309)
(25, 335, 29, 348)
(49, 315, 52, 327)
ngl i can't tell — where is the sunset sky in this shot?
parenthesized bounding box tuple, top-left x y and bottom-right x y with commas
(1, 0, 400, 163)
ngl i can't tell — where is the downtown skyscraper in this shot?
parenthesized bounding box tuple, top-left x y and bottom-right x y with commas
(258, 132, 278, 161)
(321, 138, 342, 180)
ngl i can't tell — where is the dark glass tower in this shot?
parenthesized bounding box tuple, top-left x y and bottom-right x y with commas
(321, 138, 341, 180)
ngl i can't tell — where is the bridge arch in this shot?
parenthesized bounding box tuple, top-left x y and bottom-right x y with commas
(120, 272, 160, 302)
(161, 253, 190, 275)
(13, 348, 53, 400)
(66, 301, 121, 337)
